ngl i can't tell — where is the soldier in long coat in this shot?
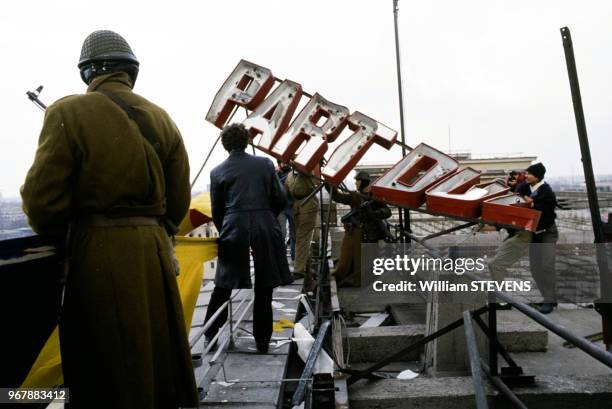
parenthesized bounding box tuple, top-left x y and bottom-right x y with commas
(205, 124, 292, 353)
(21, 31, 198, 408)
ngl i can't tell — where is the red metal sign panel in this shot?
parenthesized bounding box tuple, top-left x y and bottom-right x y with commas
(205, 59, 274, 128)
(272, 93, 349, 173)
(426, 179, 509, 218)
(370, 143, 458, 208)
(206, 60, 541, 231)
(245, 79, 303, 155)
(481, 194, 542, 232)
(321, 112, 397, 185)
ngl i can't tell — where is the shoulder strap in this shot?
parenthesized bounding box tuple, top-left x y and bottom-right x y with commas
(97, 90, 180, 234)
(97, 89, 162, 156)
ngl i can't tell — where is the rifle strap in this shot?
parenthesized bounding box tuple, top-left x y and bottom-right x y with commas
(97, 89, 162, 156)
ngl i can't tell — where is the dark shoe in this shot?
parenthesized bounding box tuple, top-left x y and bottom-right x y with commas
(304, 278, 318, 294)
(204, 336, 218, 352)
(256, 341, 269, 354)
(292, 271, 305, 280)
(538, 303, 556, 314)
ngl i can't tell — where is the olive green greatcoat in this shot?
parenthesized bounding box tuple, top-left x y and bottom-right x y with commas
(21, 73, 199, 408)
(284, 171, 319, 276)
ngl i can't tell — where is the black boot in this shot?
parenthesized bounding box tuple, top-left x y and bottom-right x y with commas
(538, 303, 556, 314)
(256, 341, 269, 353)
(204, 335, 218, 352)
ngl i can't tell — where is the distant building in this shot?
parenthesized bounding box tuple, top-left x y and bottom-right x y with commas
(0, 198, 31, 239)
(354, 152, 537, 183)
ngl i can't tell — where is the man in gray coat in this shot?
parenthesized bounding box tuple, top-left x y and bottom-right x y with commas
(205, 123, 292, 352)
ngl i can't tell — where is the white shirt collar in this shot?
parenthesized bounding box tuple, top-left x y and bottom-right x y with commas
(530, 180, 545, 192)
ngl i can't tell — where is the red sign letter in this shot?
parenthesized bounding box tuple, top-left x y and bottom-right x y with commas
(271, 93, 349, 172)
(370, 143, 458, 208)
(205, 60, 274, 128)
(244, 80, 303, 155)
(322, 112, 397, 185)
(482, 194, 541, 232)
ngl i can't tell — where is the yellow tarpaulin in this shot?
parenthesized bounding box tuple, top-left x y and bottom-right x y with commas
(177, 192, 213, 236)
(21, 194, 217, 388)
(21, 236, 217, 388)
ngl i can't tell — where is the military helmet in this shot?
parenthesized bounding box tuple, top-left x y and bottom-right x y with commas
(78, 30, 139, 85)
(354, 171, 371, 181)
(78, 30, 139, 67)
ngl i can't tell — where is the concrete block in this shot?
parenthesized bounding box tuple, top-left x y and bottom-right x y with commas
(349, 375, 612, 409)
(344, 318, 546, 365)
(349, 377, 490, 409)
(345, 325, 425, 362)
(424, 296, 489, 375)
(338, 288, 424, 313)
(497, 321, 548, 352)
(389, 303, 427, 325)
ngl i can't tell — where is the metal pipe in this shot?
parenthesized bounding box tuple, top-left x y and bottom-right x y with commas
(299, 180, 324, 208)
(392, 0, 411, 243)
(463, 311, 490, 409)
(560, 26, 612, 307)
(422, 222, 477, 241)
(228, 295, 235, 349)
(292, 320, 331, 406)
(487, 295, 499, 376)
(189, 299, 230, 348)
(209, 293, 255, 365)
(392, 0, 407, 154)
(321, 183, 334, 271)
(493, 290, 612, 368)
(190, 105, 240, 188)
(560, 27, 605, 244)
(190, 286, 251, 349)
(481, 360, 528, 409)
(473, 315, 520, 370)
(200, 288, 252, 356)
(198, 294, 256, 393)
(347, 305, 488, 385)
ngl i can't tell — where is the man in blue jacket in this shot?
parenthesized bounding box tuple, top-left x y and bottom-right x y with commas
(205, 123, 292, 352)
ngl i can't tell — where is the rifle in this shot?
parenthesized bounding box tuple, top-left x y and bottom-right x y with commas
(26, 85, 47, 111)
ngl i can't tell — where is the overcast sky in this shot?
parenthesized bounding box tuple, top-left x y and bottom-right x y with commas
(1, 0, 611, 197)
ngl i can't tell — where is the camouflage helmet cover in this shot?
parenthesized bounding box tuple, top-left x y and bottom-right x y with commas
(78, 30, 139, 68)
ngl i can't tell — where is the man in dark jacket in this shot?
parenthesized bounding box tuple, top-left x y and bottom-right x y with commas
(205, 124, 292, 353)
(488, 162, 558, 314)
(517, 162, 558, 313)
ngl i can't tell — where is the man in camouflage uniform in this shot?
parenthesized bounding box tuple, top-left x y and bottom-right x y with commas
(285, 169, 319, 290)
(329, 171, 391, 287)
(21, 30, 198, 408)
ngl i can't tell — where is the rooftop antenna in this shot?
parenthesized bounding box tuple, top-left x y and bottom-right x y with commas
(561, 26, 611, 351)
(393, 0, 411, 240)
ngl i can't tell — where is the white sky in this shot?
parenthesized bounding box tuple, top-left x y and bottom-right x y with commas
(1, 0, 611, 197)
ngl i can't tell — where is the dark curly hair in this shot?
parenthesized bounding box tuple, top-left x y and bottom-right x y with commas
(220, 123, 249, 152)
